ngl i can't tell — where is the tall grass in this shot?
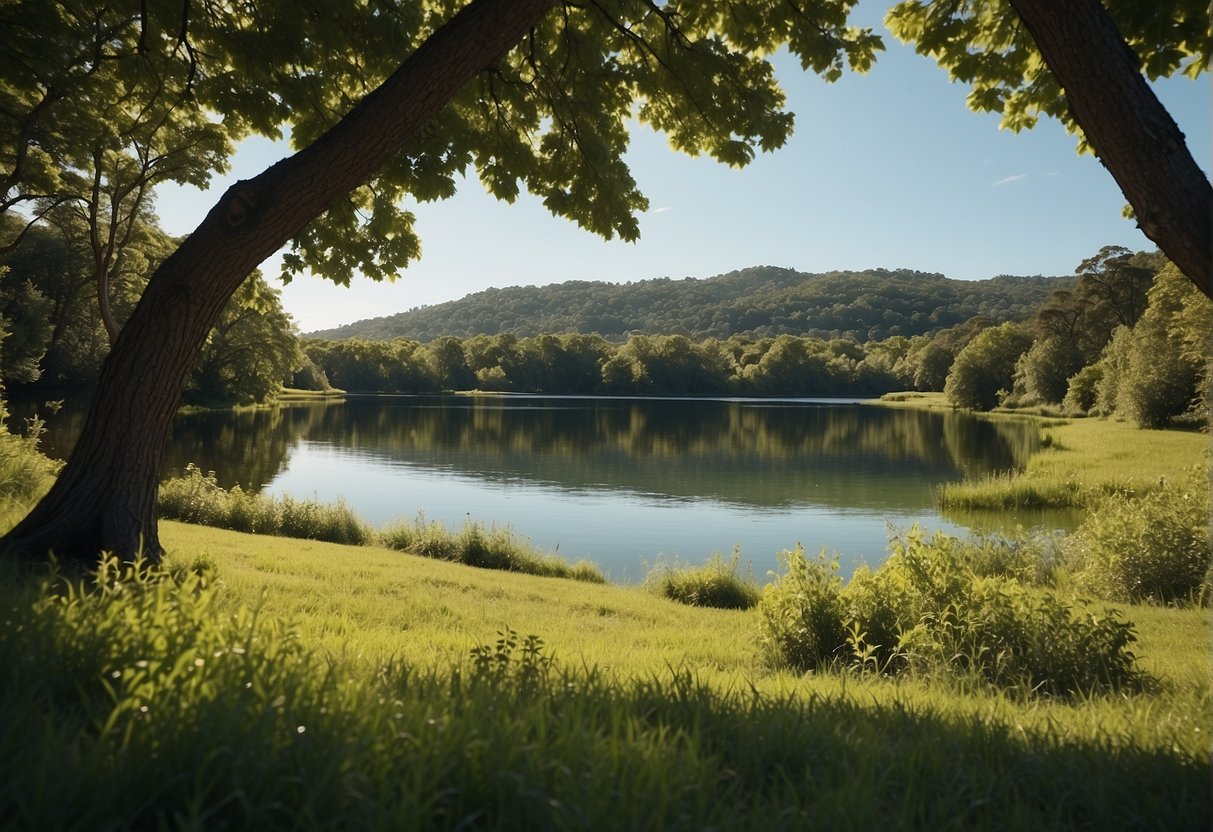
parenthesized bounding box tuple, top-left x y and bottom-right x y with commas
(159, 464, 373, 545)
(0, 415, 58, 504)
(160, 468, 605, 583)
(0, 555, 1206, 830)
(380, 514, 605, 583)
(643, 548, 761, 609)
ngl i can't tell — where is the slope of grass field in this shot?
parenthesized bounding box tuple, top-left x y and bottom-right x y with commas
(2, 518, 1204, 829)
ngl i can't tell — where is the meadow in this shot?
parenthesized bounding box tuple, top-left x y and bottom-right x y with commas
(0, 402, 1208, 829)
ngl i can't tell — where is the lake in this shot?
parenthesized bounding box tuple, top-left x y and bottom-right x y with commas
(12, 394, 1054, 582)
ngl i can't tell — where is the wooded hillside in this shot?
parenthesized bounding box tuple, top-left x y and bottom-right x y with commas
(309, 266, 1069, 342)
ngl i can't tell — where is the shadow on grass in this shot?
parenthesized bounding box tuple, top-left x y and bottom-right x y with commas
(0, 559, 1205, 830)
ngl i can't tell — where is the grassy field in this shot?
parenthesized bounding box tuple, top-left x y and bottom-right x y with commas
(0, 518, 1205, 829)
(880, 392, 1209, 509)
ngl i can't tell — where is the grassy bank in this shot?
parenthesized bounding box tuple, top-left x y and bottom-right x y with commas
(879, 392, 1209, 510)
(0, 520, 1206, 829)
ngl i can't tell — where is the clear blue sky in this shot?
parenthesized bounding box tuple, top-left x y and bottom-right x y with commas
(155, 3, 1212, 333)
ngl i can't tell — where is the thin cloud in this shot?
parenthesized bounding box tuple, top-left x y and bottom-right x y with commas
(992, 174, 1027, 186)
(649, 205, 673, 214)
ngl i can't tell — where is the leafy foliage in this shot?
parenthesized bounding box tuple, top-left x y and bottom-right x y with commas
(758, 529, 1143, 696)
(186, 274, 301, 406)
(1065, 468, 1211, 604)
(757, 545, 847, 670)
(944, 322, 1033, 410)
(887, 1, 1209, 149)
(311, 267, 1067, 343)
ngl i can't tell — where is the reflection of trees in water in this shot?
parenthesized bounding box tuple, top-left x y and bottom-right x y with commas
(15, 396, 1040, 511)
(310, 398, 1035, 468)
(9, 396, 330, 491)
(295, 398, 1039, 510)
(164, 405, 331, 489)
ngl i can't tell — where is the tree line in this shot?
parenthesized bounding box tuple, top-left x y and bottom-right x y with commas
(302, 325, 974, 399)
(943, 247, 1213, 428)
(310, 267, 1066, 343)
(0, 211, 299, 406)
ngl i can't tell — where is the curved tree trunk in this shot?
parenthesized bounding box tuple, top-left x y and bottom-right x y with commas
(1008, 0, 1212, 299)
(2, 0, 557, 562)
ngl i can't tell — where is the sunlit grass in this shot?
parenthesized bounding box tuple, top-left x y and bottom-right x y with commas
(0, 518, 1206, 828)
(936, 415, 1207, 510)
(380, 514, 605, 583)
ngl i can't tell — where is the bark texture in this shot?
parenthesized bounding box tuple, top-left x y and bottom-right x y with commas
(2, 0, 558, 561)
(1008, 0, 1212, 299)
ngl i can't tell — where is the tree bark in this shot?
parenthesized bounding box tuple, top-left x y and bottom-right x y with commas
(2, 0, 558, 562)
(1007, 0, 1212, 299)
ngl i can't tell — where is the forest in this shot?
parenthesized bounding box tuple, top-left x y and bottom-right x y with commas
(309, 267, 1067, 342)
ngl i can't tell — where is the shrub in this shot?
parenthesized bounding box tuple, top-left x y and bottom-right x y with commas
(644, 549, 761, 610)
(756, 545, 847, 671)
(883, 527, 1140, 694)
(0, 413, 58, 504)
(1062, 364, 1103, 415)
(1064, 469, 1211, 603)
(760, 528, 1143, 695)
(838, 564, 908, 671)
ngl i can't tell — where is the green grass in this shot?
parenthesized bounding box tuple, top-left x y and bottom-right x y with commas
(925, 410, 1207, 511)
(0, 520, 1207, 829)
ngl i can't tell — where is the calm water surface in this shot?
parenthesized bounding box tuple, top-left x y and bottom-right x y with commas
(17, 395, 1053, 582)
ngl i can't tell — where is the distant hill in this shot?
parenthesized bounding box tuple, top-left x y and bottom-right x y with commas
(308, 266, 1071, 343)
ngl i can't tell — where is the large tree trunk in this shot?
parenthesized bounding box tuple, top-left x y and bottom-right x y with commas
(2, 0, 557, 562)
(1008, 0, 1212, 299)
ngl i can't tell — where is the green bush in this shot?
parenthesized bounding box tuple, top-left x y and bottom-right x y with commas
(644, 549, 761, 610)
(756, 545, 847, 671)
(1065, 470, 1211, 603)
(1062, 364, 1103, 415)
(760, 529, 1142, 696)
(884, 527, 1140, 694)
(0, 414, 58, 504)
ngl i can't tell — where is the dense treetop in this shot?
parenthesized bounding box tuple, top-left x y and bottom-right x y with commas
(310, 266, 1068, 343)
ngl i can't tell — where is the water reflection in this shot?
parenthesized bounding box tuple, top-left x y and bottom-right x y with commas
(10, 395, 1047, 581)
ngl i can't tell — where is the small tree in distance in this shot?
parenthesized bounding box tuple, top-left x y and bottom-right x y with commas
(944, 323, 1033, 411)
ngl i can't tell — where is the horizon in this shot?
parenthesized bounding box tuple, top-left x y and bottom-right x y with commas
(153, 1, 1211, 333)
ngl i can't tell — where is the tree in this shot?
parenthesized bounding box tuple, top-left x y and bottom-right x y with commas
(1011, 336, 1084, 405)
(944, 322, 1033, 411)
(888, 0, 1211, 297)
(185, 274, 300, 406)
(4, 0, 883, 560)
(1117, 265, 1211, 428)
